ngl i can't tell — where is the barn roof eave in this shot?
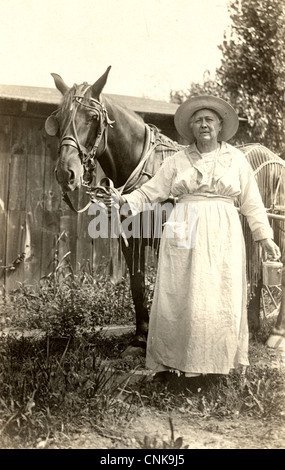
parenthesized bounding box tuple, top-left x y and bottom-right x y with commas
(0, 84, 179, 116)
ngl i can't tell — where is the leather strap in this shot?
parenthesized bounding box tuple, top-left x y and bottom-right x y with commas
(62, 193, 93, 213)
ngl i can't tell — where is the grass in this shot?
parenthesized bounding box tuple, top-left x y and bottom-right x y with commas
(0, 333, 143, 448)
(0, 256, 284, 448)
(0, 253, 157, 337)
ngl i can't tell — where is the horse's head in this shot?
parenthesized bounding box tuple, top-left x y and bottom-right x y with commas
(45, 66, 113, 193)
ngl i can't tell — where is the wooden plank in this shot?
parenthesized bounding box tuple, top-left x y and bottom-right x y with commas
(58, 189, 79, 274)
(5, 210, 27, 291)
(0, 212, 7, 293)
(0, 115, 11, 289)
(91, 161, 111, 275)
(5, 116, 28, 290)
(58, 214, 77, 274)
(92, 237, 110, 276)
(75, 211, 93, 275)
(24, 117, 46, 285)
(56, 162, 81, 274)
(8, 117, 29, 211)
(40, 134, 62, 278)
(0, 115, 10, 207)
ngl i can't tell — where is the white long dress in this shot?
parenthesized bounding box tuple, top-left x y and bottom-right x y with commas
(123, 142, 273, 375)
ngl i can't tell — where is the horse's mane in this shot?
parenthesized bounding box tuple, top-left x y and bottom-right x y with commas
(103, 94, 146, 125)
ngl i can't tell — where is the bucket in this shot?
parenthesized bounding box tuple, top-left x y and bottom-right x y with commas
(262, 260, 283, 286)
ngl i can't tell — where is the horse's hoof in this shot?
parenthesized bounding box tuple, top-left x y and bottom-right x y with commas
(121, 346, 146, 358)
(130, 335, 147, 349)
(152, 371, 172, 384)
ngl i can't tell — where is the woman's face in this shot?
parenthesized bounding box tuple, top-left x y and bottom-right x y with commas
(190, 109, 222, 145)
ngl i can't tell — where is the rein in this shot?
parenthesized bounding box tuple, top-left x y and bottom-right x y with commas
(62, 124, 156, 214)
(59, 89, 175, 216)
(62, 123, 178, 215)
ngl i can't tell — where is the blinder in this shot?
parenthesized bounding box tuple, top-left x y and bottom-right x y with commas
(45, 113, 59, 136)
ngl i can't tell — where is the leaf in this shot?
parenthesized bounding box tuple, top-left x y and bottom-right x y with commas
(174, 437, 183, 449)
(36, 439, 48, 449)
(143, 435, 151, 448)
(25, 398, 35, 415)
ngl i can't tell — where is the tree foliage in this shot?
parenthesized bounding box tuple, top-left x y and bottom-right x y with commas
(170, 0, 285, 153)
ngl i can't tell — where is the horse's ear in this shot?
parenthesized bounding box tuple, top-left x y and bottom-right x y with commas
(90, 66, 112, 97)
(51, 73, 69, 95)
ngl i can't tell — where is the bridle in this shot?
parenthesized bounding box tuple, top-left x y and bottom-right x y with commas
(57, 83, 115, 212)
(59, 83, 115, 183)
(55, 84, 170, 217)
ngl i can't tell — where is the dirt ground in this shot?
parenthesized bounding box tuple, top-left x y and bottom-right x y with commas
(1, 326, 284, 451)
(40, 408, 284, 450)
(27, 348, 285, 450)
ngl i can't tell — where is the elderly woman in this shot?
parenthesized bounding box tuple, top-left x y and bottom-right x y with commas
(102, 95, 280, 379)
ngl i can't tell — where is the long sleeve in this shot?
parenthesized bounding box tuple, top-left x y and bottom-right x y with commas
(122, 156, 176, 216)
(238, 156, 273, 241)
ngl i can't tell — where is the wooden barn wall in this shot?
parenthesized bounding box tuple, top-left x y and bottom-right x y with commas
(0, 99, 178, 292)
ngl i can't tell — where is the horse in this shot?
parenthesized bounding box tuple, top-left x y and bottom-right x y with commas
(45, 67, 285, 352)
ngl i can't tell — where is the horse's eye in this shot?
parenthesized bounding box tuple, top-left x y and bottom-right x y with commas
(88, 111, 99, 121)
(86, 114, 98, 125)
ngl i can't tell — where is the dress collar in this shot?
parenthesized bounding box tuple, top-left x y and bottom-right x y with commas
(185, 142, 233, 181)
(186, 142, 230, 159)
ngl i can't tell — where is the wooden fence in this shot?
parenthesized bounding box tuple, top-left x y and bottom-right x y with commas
(0, 112, 105, 292)
(0, 86, 180, 292)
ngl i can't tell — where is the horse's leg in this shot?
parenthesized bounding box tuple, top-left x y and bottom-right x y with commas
(266, 267, 285, 352)
(121, 237, 149, 350)
(247, 280, 262, 334)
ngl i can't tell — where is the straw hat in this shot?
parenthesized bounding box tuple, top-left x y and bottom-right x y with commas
(174, 95, 239, 143)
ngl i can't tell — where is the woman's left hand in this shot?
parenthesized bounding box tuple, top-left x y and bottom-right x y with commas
(260, 238, 281, 260)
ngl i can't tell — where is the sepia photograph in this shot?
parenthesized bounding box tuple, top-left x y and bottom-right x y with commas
(0, 0, 284, 454)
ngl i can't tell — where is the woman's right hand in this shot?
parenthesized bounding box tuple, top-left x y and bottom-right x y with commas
(95, 191, 126, 216)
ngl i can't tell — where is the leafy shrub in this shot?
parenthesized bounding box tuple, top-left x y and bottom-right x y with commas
(0, 255, 139, 337)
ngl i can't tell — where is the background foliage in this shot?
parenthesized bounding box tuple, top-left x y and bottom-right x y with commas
(170, 0, 285, 154)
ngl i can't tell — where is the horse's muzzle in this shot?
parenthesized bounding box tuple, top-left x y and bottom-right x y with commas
(55, 168, 81, 192)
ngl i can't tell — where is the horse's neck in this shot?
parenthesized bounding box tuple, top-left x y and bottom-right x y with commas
(97, 97, 146, 188)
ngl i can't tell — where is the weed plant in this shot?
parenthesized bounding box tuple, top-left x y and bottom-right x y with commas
(0, 256, 138, 336)
(0, 254, 154, 447)
(0, 253, 284, 448)
(0, 333, 141, 448)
